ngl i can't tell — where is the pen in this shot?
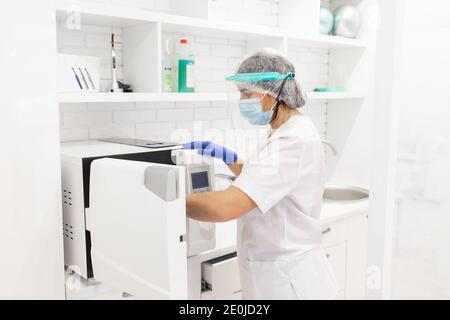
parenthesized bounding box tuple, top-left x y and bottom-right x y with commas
(72, 67, 83, 90)
(85, 68, 96, 90)
(78, 67, 89, 90)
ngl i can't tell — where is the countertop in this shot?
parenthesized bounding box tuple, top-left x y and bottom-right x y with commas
(321, 198, 369, 225)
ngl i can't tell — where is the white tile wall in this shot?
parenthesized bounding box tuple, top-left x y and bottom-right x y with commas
(58, 0, 328, 150)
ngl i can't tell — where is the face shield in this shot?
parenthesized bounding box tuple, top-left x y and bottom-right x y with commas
(225, 71, 296, 128)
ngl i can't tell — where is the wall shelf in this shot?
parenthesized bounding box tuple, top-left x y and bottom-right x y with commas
(57, 91, 364, 103)
(293, 35, 367, 49)
(55, 0, 366, 48)
(307, 92, 366, 100)
(57, 92, 229, 103)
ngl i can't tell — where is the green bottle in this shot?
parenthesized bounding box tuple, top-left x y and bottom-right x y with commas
(177, 39, 195, 93)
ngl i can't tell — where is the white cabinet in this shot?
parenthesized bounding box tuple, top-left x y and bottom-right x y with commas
(324, 242, 347, 297)
(322, 212, 368, 299)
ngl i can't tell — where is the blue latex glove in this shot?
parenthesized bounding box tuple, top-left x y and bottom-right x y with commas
(182, 141, 238, 165)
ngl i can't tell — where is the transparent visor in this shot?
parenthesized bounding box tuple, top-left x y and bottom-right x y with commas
(225, 71, 295, 83)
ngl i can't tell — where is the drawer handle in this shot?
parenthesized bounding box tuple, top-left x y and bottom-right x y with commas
(322, 227, 332, 235)
(326, 253, 331, 259)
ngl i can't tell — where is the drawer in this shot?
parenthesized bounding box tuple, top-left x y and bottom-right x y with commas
(324, 242, 347, 294)
(201, 252, 242, 300)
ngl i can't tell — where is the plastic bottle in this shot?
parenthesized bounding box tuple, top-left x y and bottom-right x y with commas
(162, 39, 174, 92)
(177, 39, 195, 93)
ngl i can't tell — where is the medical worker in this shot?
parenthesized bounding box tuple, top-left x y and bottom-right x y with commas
(183, 49, 339, 300)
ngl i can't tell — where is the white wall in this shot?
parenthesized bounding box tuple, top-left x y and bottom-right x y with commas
(389, 0, 450, 299)
(368, 0, 450, 299)
(0, 1, 65, 298)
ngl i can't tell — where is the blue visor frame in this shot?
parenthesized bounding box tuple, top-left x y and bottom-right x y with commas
(225, 71, 295, 83)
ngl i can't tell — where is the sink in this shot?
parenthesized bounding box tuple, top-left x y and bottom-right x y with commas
(323, 185, 369, 201)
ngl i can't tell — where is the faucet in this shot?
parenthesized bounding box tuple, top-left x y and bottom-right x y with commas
(321, 140, 337, 156)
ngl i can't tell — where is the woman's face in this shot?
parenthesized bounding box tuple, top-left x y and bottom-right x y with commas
(239, 89, 275, 112)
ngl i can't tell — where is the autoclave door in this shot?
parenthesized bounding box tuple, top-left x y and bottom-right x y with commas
(87, 158, 187, 299)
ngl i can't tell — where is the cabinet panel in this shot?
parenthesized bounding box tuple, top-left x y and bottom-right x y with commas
(321, 219, 348, 247)
(321, 213, 368, 300)
(324, 242, 347, 295)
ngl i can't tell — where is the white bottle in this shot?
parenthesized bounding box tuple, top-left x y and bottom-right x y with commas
(162, 39, 174, 92)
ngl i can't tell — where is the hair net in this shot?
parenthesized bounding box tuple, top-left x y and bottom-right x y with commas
(235, 48, 307, 109)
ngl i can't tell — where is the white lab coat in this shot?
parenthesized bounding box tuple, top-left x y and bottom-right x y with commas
(233, 115, 339, 300)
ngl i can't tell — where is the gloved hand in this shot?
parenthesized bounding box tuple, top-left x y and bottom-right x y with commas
(182, 141, 238, 165)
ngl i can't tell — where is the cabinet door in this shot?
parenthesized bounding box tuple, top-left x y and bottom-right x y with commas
(324, 242, 347, 297)
(87, 158, 187, 299)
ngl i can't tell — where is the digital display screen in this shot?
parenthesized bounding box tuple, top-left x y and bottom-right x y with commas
(191, 171, 209, 189)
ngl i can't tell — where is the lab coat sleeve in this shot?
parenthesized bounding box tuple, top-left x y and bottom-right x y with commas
(233, 137, 306, 214)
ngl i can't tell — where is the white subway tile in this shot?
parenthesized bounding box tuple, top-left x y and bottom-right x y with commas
(309, 114, 327, 124)
(228, 39, 246, 46)
(86, 33, 115, 49)
(60, 127, 89, 142)
(251, 0, 272, 14)
(63, 112, 112, 127)
(191, 43, 211, 56)
(259, 13, 278, 27)
(175, 101, 211, 109)
(59, 103, 87, 113)
(294, 52, 321, 63)
(177, 120, 211, 131)
(136, 122, 177, 141)
(195, 36, 228, 45)
(89, 124, 135, 139)
(310, 48, 329, 54)
(57, 31, 84, 47)
(196, 56, 228, 69)
(81, 25, 114, 35)
(60, 46, 111, 63)
(296, 63, 329, 74)
(87, 102, 134, 111)
(194, 108, 228, 120)
(211, 101, 230, 108)
(211, 45, 244, 58)
(211, 69, 230, 82)
(195, 69, 212, 81)
(157, 109, 194, 121)
(195, 81, 229, 92)
(226, 0, 244, 10)
(228, 58, 242, 70)
(304, 104, 327, 115)
(211, 119, 232, 130)
(135, 102, 175, 109)
(270, 2, 279, 15)
(113, 110, 156, 123)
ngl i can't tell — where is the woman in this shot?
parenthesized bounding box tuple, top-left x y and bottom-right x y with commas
(183, 49, 339, 300)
